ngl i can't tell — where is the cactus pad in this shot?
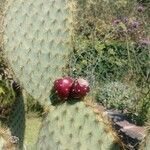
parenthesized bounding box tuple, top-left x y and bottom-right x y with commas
(2, 0, 75, 105)
(36, 101, 122, 150)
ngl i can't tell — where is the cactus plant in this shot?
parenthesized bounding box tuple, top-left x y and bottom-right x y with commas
(1, 1, 124, 150)
(2, 0, 76, 106)
(36, 100, 122, 150)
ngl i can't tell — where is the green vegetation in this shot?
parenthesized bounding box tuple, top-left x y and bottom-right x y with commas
(68, 0, 150, 125)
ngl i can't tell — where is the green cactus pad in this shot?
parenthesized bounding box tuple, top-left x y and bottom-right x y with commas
(2, 0, 75, 105)
(36, 100, 122, 150)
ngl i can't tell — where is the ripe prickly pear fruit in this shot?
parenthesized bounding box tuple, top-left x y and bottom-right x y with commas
(54, 77, 74, 100)
(70, 78, 90, 99)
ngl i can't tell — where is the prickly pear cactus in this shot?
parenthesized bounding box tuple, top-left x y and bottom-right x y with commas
(1, 1, 123, 150)
(2, 0, 75, 105)
(36, 101, 122, 150)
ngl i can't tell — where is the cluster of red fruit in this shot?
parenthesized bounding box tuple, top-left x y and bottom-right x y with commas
(54, 77, 90, 101)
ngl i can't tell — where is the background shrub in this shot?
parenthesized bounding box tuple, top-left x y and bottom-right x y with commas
(69, 0, 149, 125)
(0, 59, 15, 117)
(96, 81, 139, 111)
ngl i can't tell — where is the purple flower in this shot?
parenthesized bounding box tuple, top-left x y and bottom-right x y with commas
(112, 19, 121, 25)
(140, 38, 150, 45)
(131, 21, 140, 28)
(137, 6, 145, 12)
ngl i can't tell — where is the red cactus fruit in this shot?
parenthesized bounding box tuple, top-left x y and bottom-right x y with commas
(54, 77, 74, 100)
(70, 78, 90, 99)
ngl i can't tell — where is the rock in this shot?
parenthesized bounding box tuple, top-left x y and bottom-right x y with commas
(105, 109, 146, 150)
(117, 121, 145, 141)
